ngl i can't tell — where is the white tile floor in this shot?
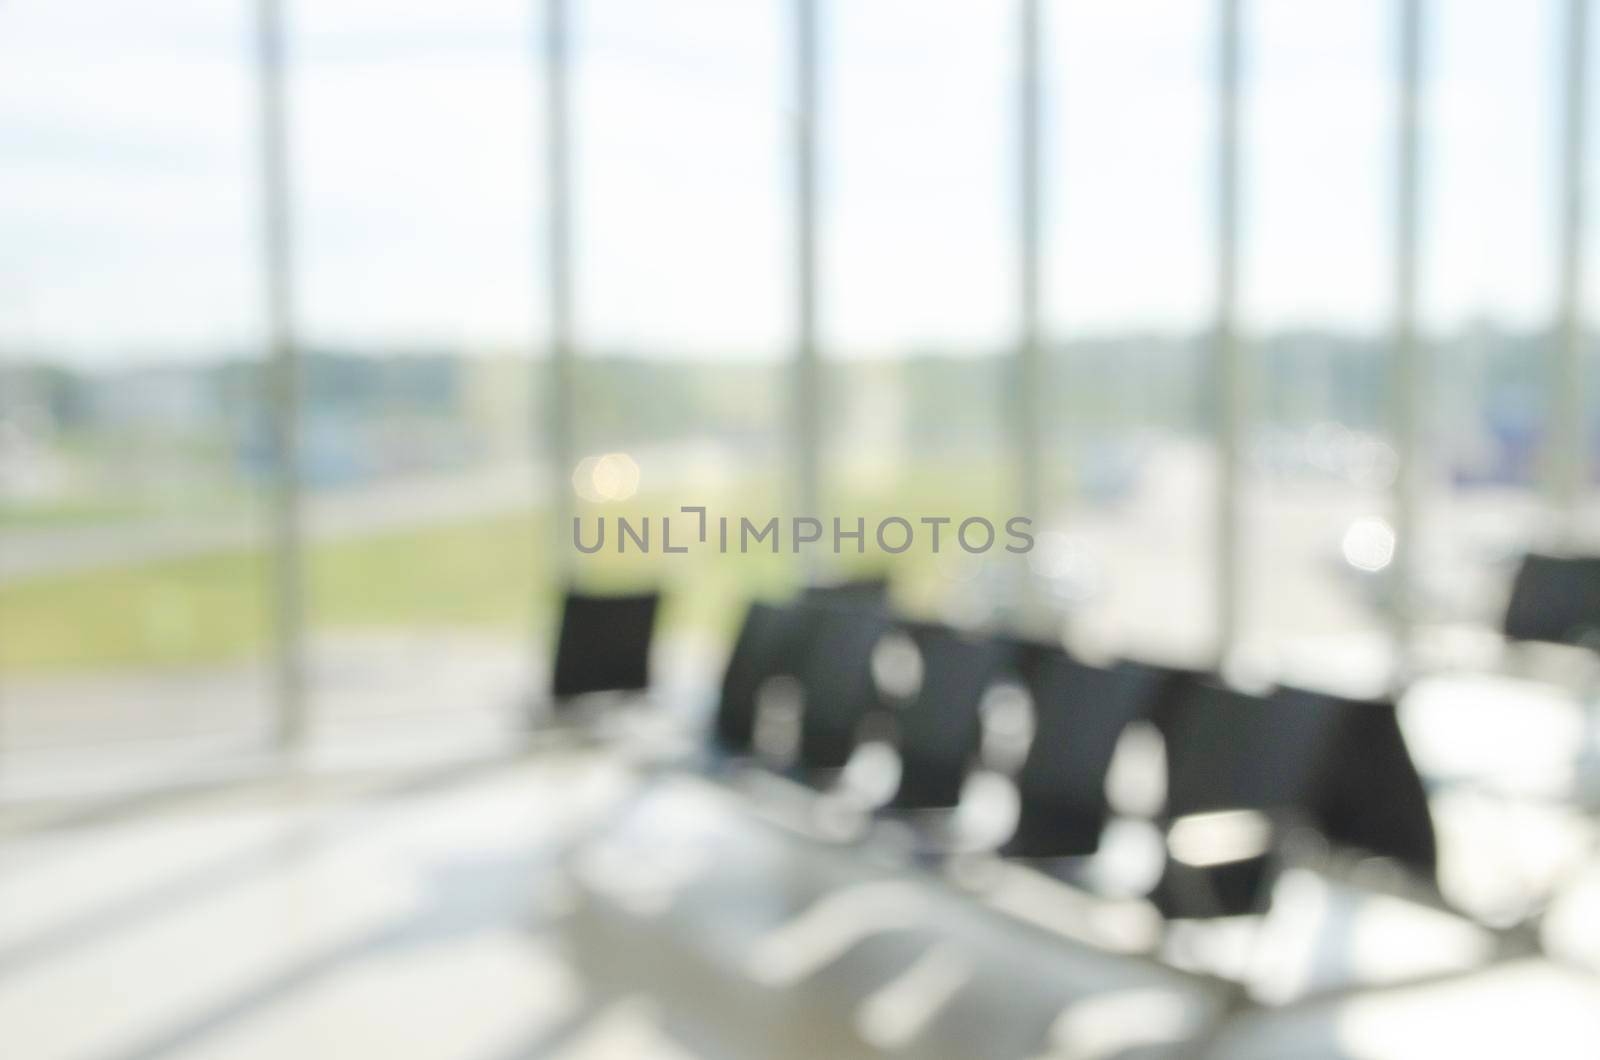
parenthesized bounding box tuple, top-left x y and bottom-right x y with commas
(3, 714, 1600, 1060)
(0, 754, 642, 1059)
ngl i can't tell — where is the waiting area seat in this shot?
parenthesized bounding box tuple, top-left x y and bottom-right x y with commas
(791, 603, 894, 778)
(713, 599, 820, 759)
(1001, 649, 1173, 858)
(1143, 678, 1436, 921)
(1503, 552, 1600, 649)
(551, 589, 661, 703)
(540, 554, 1593, 1039)
(881, 623, 1017, 811)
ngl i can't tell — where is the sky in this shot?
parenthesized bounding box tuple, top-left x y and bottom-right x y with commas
(0, 0, 1579, 364)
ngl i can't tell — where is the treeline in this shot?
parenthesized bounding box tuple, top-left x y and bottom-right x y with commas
(0, 325, 1575, 449)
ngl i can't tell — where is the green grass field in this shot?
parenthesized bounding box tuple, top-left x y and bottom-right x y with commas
(0, 464, 1013, 675)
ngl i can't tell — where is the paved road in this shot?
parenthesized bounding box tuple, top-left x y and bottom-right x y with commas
(0, 462, 547, 585)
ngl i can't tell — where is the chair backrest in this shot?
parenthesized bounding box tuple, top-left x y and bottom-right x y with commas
(1274, 685, 1437, 878)
(793, 603, 892, 772)
(1155, 677, 1343, 822)
(714, 600, 818, 754)
(1002, 649, 1169, 857)
(551, 589, 661, 699)
(1146, 676, 1347, 918)
(1149, 676, 1435, 917)
(1503, 552, 1600, 647)
(886, 625, 1017, 810)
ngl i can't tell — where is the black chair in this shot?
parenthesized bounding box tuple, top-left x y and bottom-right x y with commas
(1147, 677, 1435, 919)
(551, 589, 661, 702)
(1503, 551, 1600, 648)
(1277, 684, 1437, 880)
(1000, 649, 1171, 858)
(1145, 677, 1342, 918)
(883, 624, 1018, 811)
(712, 600, 820, 758)
(791, 603, 893, 777)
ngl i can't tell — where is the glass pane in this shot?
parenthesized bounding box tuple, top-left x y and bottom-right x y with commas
(823, 0, 1014, 624)
(1045, 0, 1216, 665)
(0, 0, 270, 788)
(292, 0, 540, 740)
(567, 0, 791, 662)
(1238, 0, 1394, 688)
(1421, 0, 1559, 628)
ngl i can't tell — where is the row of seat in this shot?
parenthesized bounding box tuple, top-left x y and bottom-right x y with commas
(537, 548, 1600, 1026)
(551, 548, 1600, 706)
(550, 574, 1442, 923)
(707, 584, 1437, 920)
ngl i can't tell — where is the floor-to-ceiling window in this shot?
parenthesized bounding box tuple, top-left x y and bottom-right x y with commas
(1419, 0, 1561, 631)
(1043, 0, 1217, 665)
(0, 0, 272, 789)
(567, 0, 792, 672)
(4, 0, 1593, 779)
(822, 0, 1015, 625)
(1236, 0, 1393, 690)
(291, 1, 541, 745)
